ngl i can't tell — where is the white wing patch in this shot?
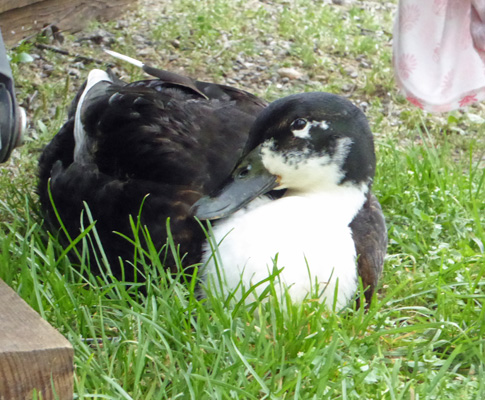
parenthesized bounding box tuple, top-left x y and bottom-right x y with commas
(291, 120, 329, 139)
(74, 69, 112, 163)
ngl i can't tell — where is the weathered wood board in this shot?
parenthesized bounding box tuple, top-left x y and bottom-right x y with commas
(0, 0, 134, 45)
(0, 279, 74, 400)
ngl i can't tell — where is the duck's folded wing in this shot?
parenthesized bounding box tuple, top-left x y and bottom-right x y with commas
(41, 156, 204, 277)
(38, 67, 267, 273)
(350, 191, 387, 305)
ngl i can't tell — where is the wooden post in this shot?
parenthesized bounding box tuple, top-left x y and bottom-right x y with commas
(0, 279, 74, 400)
(0, 0, 135, 45)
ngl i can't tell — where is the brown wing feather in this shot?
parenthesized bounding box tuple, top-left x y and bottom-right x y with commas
(350, 191, 387, 306)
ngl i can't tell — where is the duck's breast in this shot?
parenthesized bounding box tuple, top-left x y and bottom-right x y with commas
(201, 189, 365, 308)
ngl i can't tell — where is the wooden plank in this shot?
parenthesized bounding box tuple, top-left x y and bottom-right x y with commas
(0, 1, 44, 15)
(0, 0, 134, 45)
(0, 279, 73, 400)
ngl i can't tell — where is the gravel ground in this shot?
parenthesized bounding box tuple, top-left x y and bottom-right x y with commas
(13, 0, 397, 123)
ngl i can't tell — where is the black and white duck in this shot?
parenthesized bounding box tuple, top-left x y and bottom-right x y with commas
(38, 51, 386, 307)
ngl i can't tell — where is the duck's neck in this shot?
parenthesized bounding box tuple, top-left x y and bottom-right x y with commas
(283, 182, 368, 224)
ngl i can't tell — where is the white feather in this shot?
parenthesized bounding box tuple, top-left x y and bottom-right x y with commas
(104, 49, 144, 68)
(74, 69, 112, 163)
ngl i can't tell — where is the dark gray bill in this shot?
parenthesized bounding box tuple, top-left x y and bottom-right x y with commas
(192, 146, 279, 220)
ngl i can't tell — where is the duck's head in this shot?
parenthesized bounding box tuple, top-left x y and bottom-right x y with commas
(193, 92, 376, 219)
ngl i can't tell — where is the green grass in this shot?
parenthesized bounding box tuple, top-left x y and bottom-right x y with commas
(1, 0, 484, 398)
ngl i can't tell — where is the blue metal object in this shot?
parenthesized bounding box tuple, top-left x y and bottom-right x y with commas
(0, 30, 25, 163)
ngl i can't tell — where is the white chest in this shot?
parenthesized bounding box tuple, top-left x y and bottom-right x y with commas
(200, 188, 365, 309)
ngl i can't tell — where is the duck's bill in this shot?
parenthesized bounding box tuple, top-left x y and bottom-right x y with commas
(192, 147, 279, 220)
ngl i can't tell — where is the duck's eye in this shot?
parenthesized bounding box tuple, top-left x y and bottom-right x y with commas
(290, 118, 308, 131)
(237, 165, 252, 179)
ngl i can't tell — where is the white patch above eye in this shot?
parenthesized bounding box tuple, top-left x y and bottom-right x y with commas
(291, 120, 329, 139)
(316, 120, 329, 130)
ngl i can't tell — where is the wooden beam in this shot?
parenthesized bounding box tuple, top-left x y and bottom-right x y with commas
(0, 0, 135, 45)
(0, 1, 44, 15)
(0, 279, 74, 400)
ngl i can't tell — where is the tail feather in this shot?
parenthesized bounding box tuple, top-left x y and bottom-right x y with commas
(104, 49, 144, 68)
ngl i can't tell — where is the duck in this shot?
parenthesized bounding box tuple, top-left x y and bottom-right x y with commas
(193, 92, 387, 307)
(38, 51, 386, 307)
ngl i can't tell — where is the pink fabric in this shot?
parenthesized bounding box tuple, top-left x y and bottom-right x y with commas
(393, 0, 485, 112)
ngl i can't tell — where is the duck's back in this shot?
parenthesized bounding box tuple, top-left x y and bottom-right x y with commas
(38, 73, 266, 279)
